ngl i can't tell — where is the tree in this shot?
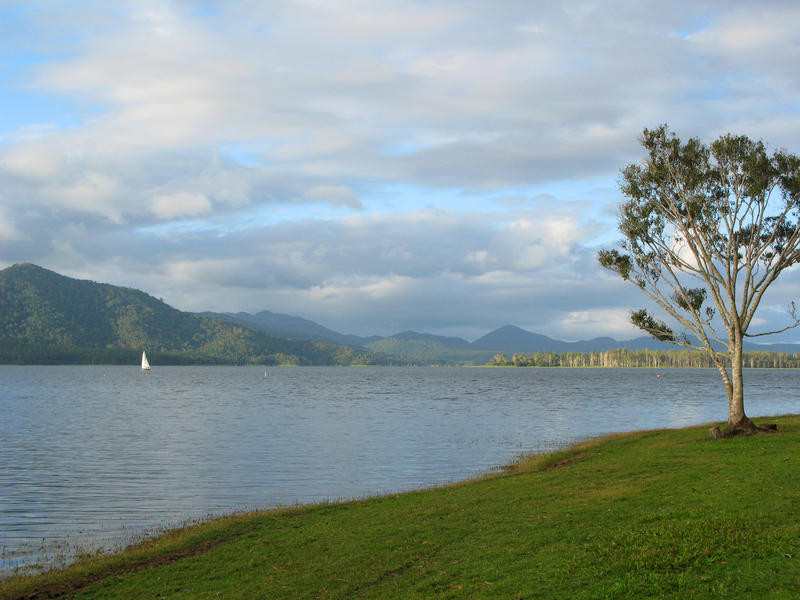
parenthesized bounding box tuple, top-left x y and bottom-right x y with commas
(490, 353, 509, 366)
(599, 125, 800, 436)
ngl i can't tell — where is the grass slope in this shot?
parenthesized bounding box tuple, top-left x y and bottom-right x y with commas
(3, 416, 800, 599)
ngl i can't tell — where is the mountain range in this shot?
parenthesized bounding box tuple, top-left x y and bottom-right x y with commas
(210, 313, 800, 358)
(0, 263, 380, 365)
(2, 263, 799, 365)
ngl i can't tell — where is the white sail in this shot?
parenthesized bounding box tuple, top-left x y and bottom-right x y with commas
(141, 351, 151, 370)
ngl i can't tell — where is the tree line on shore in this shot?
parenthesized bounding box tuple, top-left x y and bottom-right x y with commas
(488, 348, 800, 369)
(0, 338, 382, 366)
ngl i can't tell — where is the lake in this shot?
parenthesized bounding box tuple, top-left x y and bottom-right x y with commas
(1, 365, 798, 576)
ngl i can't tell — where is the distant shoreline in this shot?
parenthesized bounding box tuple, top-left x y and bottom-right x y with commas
(3, 361, 800, 369)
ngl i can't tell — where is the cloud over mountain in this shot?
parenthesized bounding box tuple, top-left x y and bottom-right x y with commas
(1, 1, 799, 340)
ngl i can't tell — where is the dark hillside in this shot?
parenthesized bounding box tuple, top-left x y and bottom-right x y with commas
(0, 264, 382, 365)
(0, 263, 198, 349)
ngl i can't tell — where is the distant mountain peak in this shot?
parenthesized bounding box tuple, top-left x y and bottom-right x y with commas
(496, 324, 525, 331)
(4, 262, 60, 276)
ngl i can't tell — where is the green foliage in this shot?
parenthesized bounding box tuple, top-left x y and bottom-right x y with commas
(600, 125, 800, 350)
(597, 249, 633, 281)
(5, 417, 800, 599)
(673, 287, 707, 312)
(600, 125, 800, 423)
(630, 309, 675, 342)
(0, 264, 383, 366)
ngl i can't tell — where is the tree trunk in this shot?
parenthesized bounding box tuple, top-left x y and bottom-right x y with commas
(713, 348, 733, 419)
(728, 334, 746, 426)
(722, 331, 762, 436)
(704, 331, 777, 439)
(716, 363, 733, 411)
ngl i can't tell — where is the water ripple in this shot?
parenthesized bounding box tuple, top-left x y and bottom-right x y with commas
(1, 365, 797, 577)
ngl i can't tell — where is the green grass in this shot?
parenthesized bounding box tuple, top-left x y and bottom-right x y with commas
(3, 416, 800, 599)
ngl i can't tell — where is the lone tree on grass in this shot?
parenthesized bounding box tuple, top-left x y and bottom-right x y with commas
(599, 125, 800, 436)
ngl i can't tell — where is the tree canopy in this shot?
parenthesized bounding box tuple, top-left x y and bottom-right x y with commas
(599, 125, 800, 435)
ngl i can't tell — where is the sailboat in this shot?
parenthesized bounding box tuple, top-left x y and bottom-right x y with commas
(141, 351, 151, 371)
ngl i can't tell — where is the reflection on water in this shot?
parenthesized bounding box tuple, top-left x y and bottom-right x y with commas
(1, 365, 797, 575)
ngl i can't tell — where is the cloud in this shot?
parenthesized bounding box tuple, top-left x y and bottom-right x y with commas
(48, 206, 622, 337)
(559, 309, 638, 341)
(57, 171, 123, 221)
(0, 205, 24, 242)
(150, 192, 212, 220)
(1, 1, 800, 340)
(687, 7, 800, 54)
(304, 185, 362, 209)
(0, 142, 66, 180)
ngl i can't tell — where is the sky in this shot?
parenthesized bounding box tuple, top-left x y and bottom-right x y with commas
(1, 0, 800, 341)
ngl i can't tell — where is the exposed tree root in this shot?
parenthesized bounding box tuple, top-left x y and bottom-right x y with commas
(709, 417, 778, 440)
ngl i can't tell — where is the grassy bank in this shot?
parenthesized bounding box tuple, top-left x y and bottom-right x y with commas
(3, 416, 800, 599)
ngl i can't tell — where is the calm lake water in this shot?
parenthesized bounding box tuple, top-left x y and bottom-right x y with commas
(1, 365, 798, 576)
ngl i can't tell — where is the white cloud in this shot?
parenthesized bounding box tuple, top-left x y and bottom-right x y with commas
(0, 205, 25, 242)
(150, 192, 213, 220)
(304, 185, 362, 209)
(360, 275, 414, 300)
(486, 215, 584, 271)
(688, 8, 800, 54)
(1, 1, 800, 340)
(559, 309, 638, 341)
(164, 258, 241, 285)
(57, 171, 123, 222)
(1, 142, 66, 180)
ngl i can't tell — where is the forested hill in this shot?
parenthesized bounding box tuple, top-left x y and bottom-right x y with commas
(0, 263, 380, 365)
